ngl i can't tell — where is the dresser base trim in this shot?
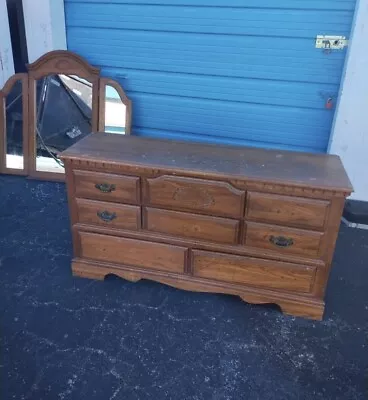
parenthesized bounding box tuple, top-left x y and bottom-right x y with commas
(71, 258, 325, 320)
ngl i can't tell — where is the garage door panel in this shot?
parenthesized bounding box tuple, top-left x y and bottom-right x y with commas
(69, 44, 346, 84)
(68, 32, 347, 85)
(68, 27, 348, 55)
(102, 69, 338, 109)
(67, 0, 355, 12)
(67, 4, 353, 38)
(133, 128, 327, 154)
(131, 95, 333, 127)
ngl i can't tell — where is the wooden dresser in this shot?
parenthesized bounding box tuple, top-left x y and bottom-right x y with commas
(60, 133, 353, 320)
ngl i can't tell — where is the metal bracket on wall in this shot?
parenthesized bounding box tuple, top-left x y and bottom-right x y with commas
(315, 35, 348, 50)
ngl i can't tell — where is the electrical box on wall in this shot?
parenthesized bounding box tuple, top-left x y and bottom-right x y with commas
(315, 35, 348, 50)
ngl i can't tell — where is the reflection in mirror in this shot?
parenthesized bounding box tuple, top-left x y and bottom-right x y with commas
(5, 80, 24, 169)
(35, 74, 92, 173)
(105, 85, 126, 134)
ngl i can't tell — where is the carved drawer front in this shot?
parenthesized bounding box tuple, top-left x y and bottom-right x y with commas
(76, 199, 141, 231)
(246, 192, 329, 230)
(73, 170, 140, 204)
(79, 232, 186, 273)
(244, 222, 323, 258)
(143, 176, 244, 218)
(192, 251, 315, 293)
(144, 207, 239, 244)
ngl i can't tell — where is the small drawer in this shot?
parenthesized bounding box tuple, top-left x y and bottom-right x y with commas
(73, 170, 140, 204)
(79, 231, 186, 273)
(192, 250, 316, 293)
(143, 175, 244, 218)
(246, 192, 329, 230)
(244, 222, 323, 258)
(144, 207, 239, 244)
(76, 198, 140, 231)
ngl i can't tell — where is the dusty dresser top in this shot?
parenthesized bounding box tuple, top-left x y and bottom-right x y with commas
(60, 133, 353, 193)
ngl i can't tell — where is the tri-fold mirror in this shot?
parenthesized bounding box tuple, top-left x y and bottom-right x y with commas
(0, 50, 132, 180)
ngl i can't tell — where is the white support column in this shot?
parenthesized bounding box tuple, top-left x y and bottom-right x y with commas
(329, 0, 368, 201)
(22, 0, 67, 64)
(0, 0, 15, 88)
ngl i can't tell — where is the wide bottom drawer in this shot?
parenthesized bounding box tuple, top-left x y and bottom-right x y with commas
(78, 231, 186, 273)
(192, 250, 316, 293)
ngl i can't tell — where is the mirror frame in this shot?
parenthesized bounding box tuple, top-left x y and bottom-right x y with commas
(98, 77, 132, 135)
(0, 50, 132, 181)
(0, 73, 29, 176)
(27, 50, 101, 180)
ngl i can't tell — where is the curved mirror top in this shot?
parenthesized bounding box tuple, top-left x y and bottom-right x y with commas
(104, 85, 126, 135)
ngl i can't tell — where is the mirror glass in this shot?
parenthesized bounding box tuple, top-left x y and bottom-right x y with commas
(5, 79, 24, 169)
(35, 74, 93, 173)
(104, 85, 126, 134)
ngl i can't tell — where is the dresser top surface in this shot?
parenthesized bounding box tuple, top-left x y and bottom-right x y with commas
(60, 133, 353, 192)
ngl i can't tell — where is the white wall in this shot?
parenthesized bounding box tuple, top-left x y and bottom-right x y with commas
(0, 0, 15, 88)
(22, 0, 67, 63)
(329, 0, 368, 201)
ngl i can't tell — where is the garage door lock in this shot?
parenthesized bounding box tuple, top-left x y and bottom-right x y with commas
(315, 35, 348, 50)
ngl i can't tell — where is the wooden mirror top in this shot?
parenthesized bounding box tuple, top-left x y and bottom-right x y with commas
(0, 50, 132, 180)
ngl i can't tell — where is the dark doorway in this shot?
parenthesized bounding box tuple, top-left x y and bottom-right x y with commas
(6, 0, 28, 72)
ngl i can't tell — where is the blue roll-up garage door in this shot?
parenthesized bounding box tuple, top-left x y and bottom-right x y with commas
(64, 0, 356, 153)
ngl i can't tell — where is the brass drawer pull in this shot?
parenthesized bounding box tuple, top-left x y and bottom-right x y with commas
(97, 210, 117, 222)
(95, 183, 116, 193)
(269, 235, 294, 248)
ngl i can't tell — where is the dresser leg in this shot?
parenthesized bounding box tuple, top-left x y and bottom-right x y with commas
(239, 294, 325, 320)
(71, 260, 144, 283)
(72, 261, 106, 281)
(278, 300, 325, 321)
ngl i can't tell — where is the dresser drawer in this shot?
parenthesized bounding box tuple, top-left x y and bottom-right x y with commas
(73, 170, 140, 204)
(79, 231, 186, 273)
(244, 222, 323, 258)
(144, 207, 239, 244)
(143, 175, 244, 218)
(76, 199, 141, 231)
(192, 250, 315, 293)
(246, 192, 329, 230)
